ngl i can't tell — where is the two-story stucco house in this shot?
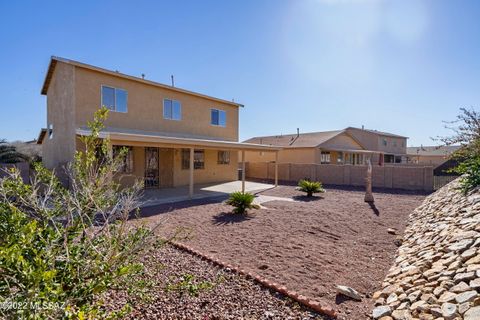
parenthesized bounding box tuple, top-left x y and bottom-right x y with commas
(37, 57, 279, 195)
(243, 127, 408, 166)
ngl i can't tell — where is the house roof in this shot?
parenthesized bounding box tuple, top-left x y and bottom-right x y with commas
(41, 56, 244, 107)
(243, 130, 345, 148)
(407, 145, 461, 156)
(76, 127, 282, 152)
(37, 128, 47, 144)
(346, 127, 408, 139)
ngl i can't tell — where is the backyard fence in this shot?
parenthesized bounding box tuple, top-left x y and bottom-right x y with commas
(0, 162, 30, 183)
(433, 175, 459, 190)
(245, 162, 434, 191)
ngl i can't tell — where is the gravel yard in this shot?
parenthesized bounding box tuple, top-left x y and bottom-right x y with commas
(104, 244, 324, 319)
(136, 185, 425, 319)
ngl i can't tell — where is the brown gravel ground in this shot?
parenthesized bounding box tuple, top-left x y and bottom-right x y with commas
(136, 185, 426, 319)
(105, 244, 325, 320)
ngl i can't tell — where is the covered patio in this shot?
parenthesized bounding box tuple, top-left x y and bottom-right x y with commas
(142, 180, 275, 206)
(76, 127, 282, 200)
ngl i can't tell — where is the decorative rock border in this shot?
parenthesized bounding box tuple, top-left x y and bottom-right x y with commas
(170, 241, 337, 319)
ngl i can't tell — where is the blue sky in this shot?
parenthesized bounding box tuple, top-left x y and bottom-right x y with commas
(1, 0, 479, 146)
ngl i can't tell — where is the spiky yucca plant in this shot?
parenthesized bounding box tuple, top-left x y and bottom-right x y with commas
(225, 191, 259, 214)
(297, 179, 325, 197)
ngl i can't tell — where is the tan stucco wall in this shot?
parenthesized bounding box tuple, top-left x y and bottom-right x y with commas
(346, 128, 407, 155)
(173, 148, 238, 187)
(321, 133, 364, 150)
(243, 148, 316, 164)
(74, 66, 239, 141)
(42, 63, 77, 170)
(407, 155, 448, 166)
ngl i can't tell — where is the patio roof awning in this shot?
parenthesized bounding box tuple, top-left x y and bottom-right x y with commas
(75, 127, 282, 152)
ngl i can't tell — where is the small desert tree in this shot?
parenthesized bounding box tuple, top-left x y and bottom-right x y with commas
(0, 139, 28, 163)
(439, 107, 480, 193)
(0, 107, 155, 319)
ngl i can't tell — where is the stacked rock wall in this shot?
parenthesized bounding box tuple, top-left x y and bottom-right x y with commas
(372, 179, 480, 319)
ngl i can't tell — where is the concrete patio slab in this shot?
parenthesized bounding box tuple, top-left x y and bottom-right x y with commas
(142, 180, 274, 207)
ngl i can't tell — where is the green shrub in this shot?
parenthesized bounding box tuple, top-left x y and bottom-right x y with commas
(297, 179, 325, 197)
(225, 191, 259, 214)
(0, 107, 155, 319)
(439, 108, 480, 194)
(454, 156, 480, 194)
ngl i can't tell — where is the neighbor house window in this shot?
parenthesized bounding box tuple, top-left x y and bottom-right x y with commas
(211, 109, 226, 127)
(48, 124, 53, 139)
(382, 138, 387, 146)
(337, 152, 343, 164)
(217, 151, 230, 164)
(181, 149, 205, 169)
(112, 145, 133, 173)
(320, 151, 330, 164)
(101, 86, 127, 112)
(163, 99, 181, 120)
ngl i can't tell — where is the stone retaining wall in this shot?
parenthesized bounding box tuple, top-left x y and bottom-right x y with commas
(372, 179, 480, 319)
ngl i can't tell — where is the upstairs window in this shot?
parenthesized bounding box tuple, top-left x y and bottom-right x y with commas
(48, 124, 53, 139)
(211, 109, 226, 127)
(101, 86, 127, 113)
(217, 151, 230, 164)
(382, 138, 387, 146)
(164, 99, 182, 120)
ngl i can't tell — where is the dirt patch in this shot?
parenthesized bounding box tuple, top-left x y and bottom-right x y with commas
(137, 186, 425, 319)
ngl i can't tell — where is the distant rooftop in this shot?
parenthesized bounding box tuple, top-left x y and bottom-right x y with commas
(407, 145, 461, 156)
(244, 126, 407, 148)
(346, 127, 408, 139)
(243, 130, 344, 148)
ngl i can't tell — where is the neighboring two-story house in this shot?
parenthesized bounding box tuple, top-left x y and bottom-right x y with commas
(37, 57, 279, 194)
(344, 127, 408, 164)
(243, 127, 408, 166)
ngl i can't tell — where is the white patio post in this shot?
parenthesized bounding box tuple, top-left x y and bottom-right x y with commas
(189, 147, 194, 198)
(274, 151, 279, 187)
(241, 150, 246, 193)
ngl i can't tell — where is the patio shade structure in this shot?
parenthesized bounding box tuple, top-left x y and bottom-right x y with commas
(76, 127, 282, 197)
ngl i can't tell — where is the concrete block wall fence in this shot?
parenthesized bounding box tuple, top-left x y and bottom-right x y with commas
(246, 162, 434, 191)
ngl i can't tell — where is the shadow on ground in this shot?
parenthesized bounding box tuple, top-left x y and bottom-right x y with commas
(368, 202, 380, 216)
(292, 195, 324, 202)
(212, 212, 253, 225)
(134, 195, 228, 219)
